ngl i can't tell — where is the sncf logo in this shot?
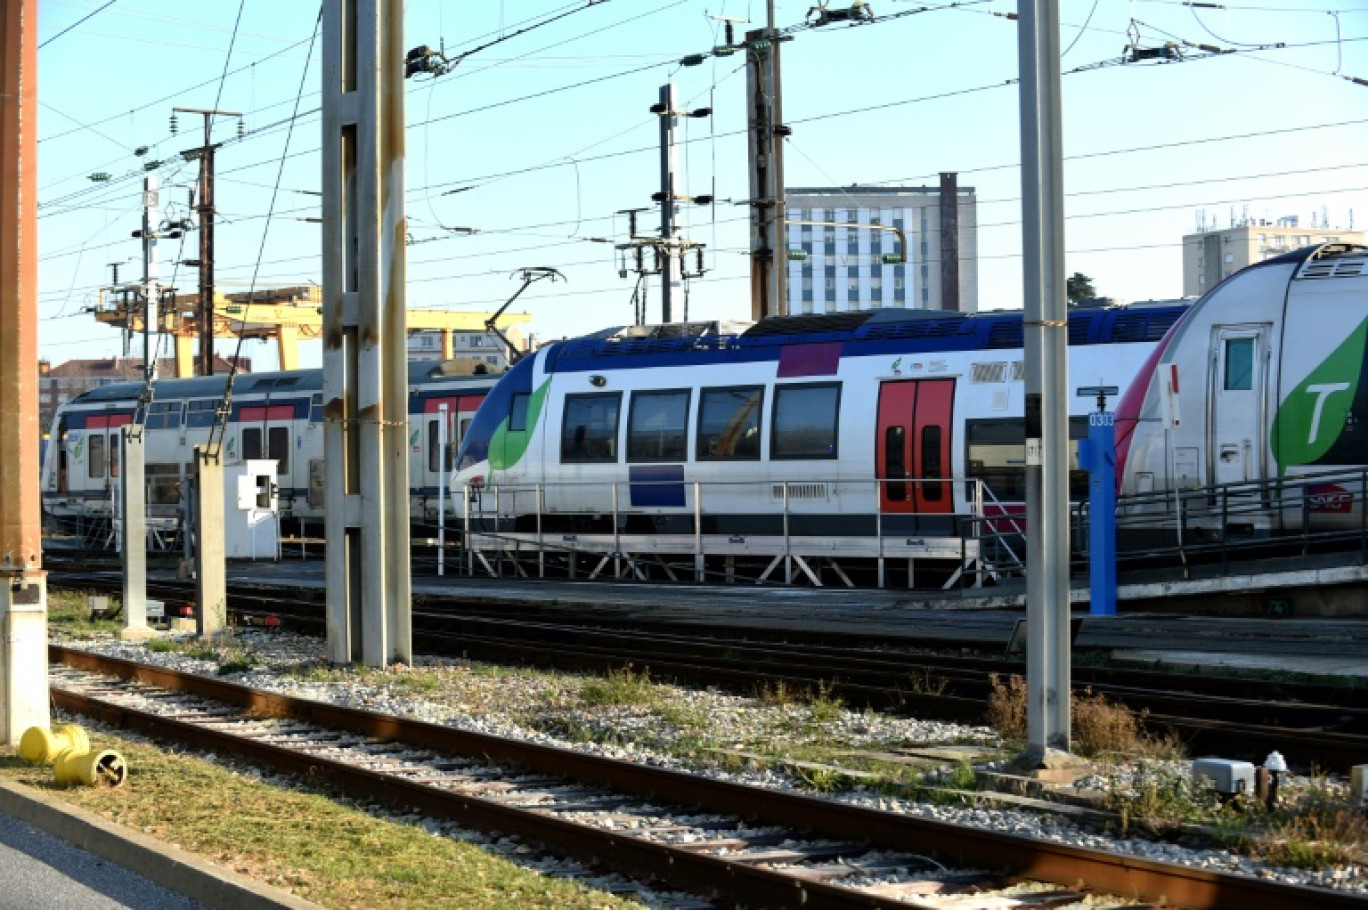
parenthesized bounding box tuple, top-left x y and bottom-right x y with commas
(1307, 484, 1354, 513)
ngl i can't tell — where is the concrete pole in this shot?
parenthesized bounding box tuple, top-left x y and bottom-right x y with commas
(120, 429, 150, 639)
(1017, 0, 1074, 766)
(321, 0, 412, 667)
(658, 84, 680, 323)
(193, 446, 226, 640)
(0, 0, 48, 747)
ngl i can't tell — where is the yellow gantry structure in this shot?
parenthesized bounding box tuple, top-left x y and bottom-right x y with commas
(92, 284, 531, 376)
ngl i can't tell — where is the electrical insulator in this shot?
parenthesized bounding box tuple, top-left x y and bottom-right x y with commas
(237, 118, 245, 139)
(170, 113, 178, 135)
(679, 54, 706, 67)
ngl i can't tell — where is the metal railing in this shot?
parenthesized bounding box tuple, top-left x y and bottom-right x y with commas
(1075, 467, 1368, 575)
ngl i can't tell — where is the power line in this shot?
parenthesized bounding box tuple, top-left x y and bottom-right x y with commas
(39, 0, 121, 50)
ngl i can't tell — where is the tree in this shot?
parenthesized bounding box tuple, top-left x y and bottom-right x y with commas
(1067, 272, 1097, 306)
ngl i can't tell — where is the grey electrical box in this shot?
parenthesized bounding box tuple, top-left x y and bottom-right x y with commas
(1192, 758, 1255, 795)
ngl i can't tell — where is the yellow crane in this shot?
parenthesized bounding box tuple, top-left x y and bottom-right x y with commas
(91, 284, 531, 377)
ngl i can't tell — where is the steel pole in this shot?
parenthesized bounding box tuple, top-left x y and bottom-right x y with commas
(1017, 0, 1074, 765)
(197, 143, 215, 375)
(142, 175, 160, 380)
(658, 84, 679, 323)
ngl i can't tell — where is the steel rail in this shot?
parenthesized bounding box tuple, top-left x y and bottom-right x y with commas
(49, 646, 1366, 910)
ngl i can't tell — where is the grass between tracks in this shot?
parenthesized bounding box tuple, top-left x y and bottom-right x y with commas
(0, 728, 643, 910)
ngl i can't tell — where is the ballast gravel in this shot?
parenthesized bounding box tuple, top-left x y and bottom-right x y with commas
(55, 628, 1368, 897)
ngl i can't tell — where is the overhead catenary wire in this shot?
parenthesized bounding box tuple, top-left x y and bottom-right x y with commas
(35, 1, 1368, 354)
(208, 6, 322, 458)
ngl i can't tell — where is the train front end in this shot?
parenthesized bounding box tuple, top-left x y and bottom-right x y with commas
(452, 349, 547, 501)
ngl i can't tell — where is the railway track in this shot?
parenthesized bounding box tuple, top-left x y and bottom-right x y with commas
(47, 645, 1364, 910)
(47, 568, 1368, 768)
(395, 610, 1368, 768)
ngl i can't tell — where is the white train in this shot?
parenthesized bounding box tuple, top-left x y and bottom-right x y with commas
(1117, 242, 1368, 534)
(453, 304, 1188, 543)
(42, 362, 498, 538)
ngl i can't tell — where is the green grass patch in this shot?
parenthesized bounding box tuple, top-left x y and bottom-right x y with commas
(579, 665, 657, 708)
(45, 588, 122, 635)
(0, 726, 645, 910)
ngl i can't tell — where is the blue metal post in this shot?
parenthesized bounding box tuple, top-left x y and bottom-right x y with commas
(1078, 405, 1117, 616)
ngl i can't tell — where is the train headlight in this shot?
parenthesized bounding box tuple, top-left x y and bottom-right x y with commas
(589, 375, 607, 387)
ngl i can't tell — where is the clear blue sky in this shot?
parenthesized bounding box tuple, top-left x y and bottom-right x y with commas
(35, 0, 1368, 371)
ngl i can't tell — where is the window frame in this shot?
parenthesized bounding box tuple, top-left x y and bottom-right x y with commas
(771, 382, 842, 460)
(560, 392, 623, 464)
(626, 388, 691, 463)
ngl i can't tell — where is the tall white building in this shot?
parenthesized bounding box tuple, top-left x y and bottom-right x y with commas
(785, 182, 978, 315)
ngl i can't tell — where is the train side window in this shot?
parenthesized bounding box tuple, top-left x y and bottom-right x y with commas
(509, 392, 530, 432)
(561, 393, 621, 463)
(88, 434, 105, 479)
(56, 419, 69, 492)
(109, 435, 120, 478)
(772, 383, 840, 459)
(628, 389, 689, 462)
(697, 386, 763, 460)
(186, 400, 217, 428)
(427, 419, 455, 473)
(884, 426, 907, 501)
(146, 464, 181, 505)
(965, 417, 1090, 500)
(242, 428, 263, 461)
(1224, 338, 1254, 390)
(267, 426, 290, 473)
(146, 401, 182, 430)
(921, 426, 943, 501)
(309, 394, 324, 424)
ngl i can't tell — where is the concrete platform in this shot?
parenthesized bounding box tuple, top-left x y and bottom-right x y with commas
(1113, 649, 1368, 679)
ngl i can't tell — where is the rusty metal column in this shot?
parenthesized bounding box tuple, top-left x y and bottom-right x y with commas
(0, 0, 48, 746)
(321, 0, 411, 667)
(939, 172, 961, 312)
(197, 144, 216, 375)
(745, 13, 787, 321)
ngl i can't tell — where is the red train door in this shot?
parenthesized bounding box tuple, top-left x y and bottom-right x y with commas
(876, 379, 954, 513)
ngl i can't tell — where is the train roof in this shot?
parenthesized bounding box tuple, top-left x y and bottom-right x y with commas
(545, 303, 1189, 372)
(62, 360, 497, 406)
